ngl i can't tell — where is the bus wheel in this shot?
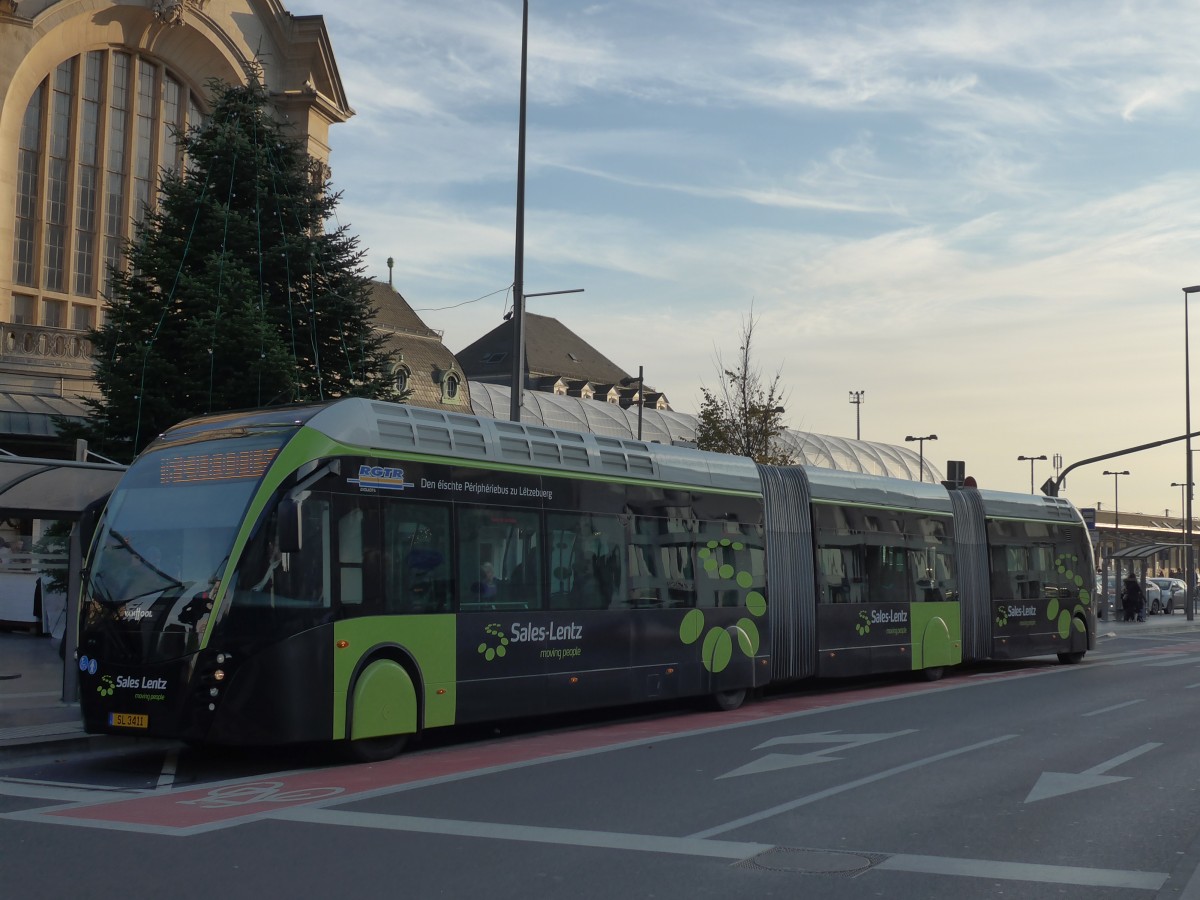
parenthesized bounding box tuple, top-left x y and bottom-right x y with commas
(343, 733, 409, 764)
(1057, 651, 1085, 665)
(710, 688, 747, 712)
(921, 666, 945, 682)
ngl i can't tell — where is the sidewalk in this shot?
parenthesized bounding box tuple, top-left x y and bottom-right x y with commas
(0, 629, 94, 759)
(4, 613, 1200, 761)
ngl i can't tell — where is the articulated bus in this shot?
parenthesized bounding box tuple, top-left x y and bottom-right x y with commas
(76, 399, 1096, 760)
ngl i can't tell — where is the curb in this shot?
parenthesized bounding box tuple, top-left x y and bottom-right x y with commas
(0, 728, 149, 763)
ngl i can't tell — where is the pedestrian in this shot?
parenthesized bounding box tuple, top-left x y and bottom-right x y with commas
(1121, 573, 1144, 622)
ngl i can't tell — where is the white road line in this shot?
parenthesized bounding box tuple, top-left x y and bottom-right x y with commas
(1145, 655, 1200, 667)
(876, 853, 1167, 891)
(687, 734, 1017, 840)
(1100, 655, 1175, 666)
(1082, 700, 1144, 717)
(272, 807, 773, 860)
(268, 807, 1169, 891)
(1083, 742, 1161, 775)
(0, 781, 142, 803)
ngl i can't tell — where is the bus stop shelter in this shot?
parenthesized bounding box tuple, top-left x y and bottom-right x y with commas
(0, 453, 126, 697)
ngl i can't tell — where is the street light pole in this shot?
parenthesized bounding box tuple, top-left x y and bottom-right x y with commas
(1102, 470, 1130, 534)
(1172, 481, 1192, 533)
(508, 0, 529, 422)
(1185, 285, 1200, 619)
(620, 366, 645, 440)
(849, 390, 865, 440)
(904, 434, 937, 483)
(1017, 454, 1047, 494)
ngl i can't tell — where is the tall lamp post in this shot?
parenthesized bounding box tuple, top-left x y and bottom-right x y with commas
(1172, 481, 1192, 533)
(1017, 454, 1047, 494)
(905, 434, 937, 482)
(1102, 470, 1129, 538)
(849, 390, 865, 440)
(509, 0, 529, 422)
(1185, 285, 1200, 619)
(620, 366, 645, 440)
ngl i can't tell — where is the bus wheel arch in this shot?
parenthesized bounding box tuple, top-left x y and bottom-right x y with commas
(1056, 613, 1089, 664)
(344, 646, 424, 761)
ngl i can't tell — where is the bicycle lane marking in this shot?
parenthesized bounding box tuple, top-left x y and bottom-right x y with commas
(5, 666, 1059, 836)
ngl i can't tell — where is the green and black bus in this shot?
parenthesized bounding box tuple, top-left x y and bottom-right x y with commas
(76, 399, 1096, 760)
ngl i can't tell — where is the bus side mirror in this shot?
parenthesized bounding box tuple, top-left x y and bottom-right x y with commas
(277, 498, 302, 553)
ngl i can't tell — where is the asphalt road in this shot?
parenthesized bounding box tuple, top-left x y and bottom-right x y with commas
(4, 630, 1200, 899)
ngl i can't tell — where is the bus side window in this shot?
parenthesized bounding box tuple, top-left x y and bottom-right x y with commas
(338, 503, 367, 610)
(380, 498, 452, 613)
(628, 515, 666, 608)
(287, 494, 332, 607)
(547, 513, 626, 610)
(456, 505, 542, 611)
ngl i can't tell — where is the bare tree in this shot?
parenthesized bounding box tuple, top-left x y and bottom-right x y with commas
(695, 310, 796, 465)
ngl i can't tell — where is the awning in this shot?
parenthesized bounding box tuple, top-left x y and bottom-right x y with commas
(1110, 543, 1186, 560)
(0, 455, 125, 519)
(0, 392, 89, 437)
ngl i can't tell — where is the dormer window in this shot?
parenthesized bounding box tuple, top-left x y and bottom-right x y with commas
(439, 369, 463, 405)
(395, 365, 411, 395)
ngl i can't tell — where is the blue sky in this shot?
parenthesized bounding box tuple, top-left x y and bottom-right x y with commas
(285, 0, 1200, 519)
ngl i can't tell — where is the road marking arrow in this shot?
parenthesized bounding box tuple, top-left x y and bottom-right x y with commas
(1024, 742, 1161, 803)
(718, 730, 916, 779)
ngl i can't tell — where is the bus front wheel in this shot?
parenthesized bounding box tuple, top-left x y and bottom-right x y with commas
(1057, 651, 1085, 664)
(343, 733, 409, 764)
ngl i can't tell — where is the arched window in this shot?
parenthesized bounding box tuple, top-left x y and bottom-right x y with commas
(444, 373, 460, 400)
(395, 365, 410, 395)
(12, 50, 204, 330)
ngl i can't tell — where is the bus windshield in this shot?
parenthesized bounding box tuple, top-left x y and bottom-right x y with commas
(81, 431, 288, 663)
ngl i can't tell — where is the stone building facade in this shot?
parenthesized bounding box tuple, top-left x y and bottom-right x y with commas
(0, 0, 350, 452)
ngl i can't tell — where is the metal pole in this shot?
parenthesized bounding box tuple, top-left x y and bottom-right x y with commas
(1173, 482, 1189, 532)
(1018, 454, 1047, 494)
(636, 365, 644, 440)
(1103, 470, 1129, 530)
(1185, 286, 1200, 619)
(905, 434, 937, 483)
(508, 0, 529, 423)
(849, 390, 864, 440)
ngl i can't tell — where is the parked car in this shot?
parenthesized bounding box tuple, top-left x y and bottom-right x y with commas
(1149, 577, 1188, 614)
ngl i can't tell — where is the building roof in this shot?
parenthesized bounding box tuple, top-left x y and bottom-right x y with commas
(368, 281, 467, 410)
(457, 313, 631, 386)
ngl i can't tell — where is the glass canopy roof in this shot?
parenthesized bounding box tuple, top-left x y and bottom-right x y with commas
(468, 382, 939, 482)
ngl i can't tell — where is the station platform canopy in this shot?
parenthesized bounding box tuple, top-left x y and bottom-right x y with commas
(1109, 543, 1186, 560)
(0, 454, 125, 519)
(468, 382, 937, 481)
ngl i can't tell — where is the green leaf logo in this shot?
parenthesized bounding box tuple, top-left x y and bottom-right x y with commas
(681, 540, 767, 671)
(477, 623, 509, 662)
(855, 611, 871, 636)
